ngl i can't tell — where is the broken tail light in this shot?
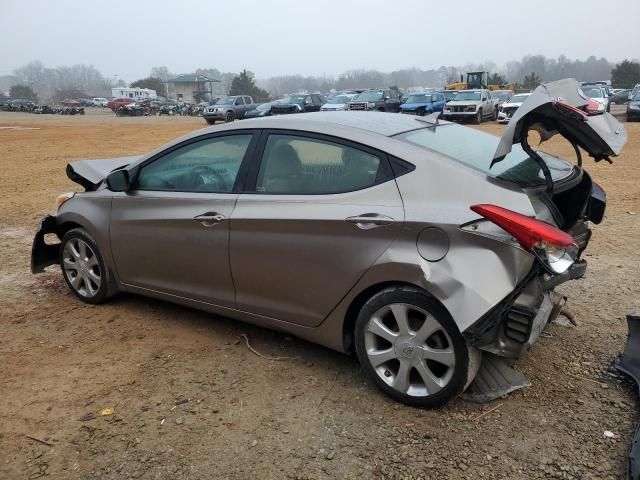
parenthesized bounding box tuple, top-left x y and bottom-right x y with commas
(470, 204, 578, 275)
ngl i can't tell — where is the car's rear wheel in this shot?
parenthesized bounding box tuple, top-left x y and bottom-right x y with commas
(225, 111, 235, 123)
(354, 287, 477, 407)
(60, 228, 111, 304)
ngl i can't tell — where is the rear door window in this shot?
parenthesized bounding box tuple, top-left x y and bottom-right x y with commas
(254, 134, 390, 194)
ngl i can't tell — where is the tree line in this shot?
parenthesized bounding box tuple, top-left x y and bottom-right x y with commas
(3, 55, 639, 103)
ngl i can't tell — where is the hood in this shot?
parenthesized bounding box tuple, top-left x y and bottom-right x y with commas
(401, 102, 429, 110)
(322, 103, 346, 108)
(501, 100, 526, 108)
(446, 100, 480, 106)
(66, 156, 141, 190)
(493, 78, 626, 165)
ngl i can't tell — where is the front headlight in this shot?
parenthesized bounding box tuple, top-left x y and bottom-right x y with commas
(56, 192, 75, 209)
(367, 102, 376, 108)
(466, 105, 477, 112)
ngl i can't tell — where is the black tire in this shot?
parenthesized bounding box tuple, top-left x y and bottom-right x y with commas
(492, 107, 498, 121)
(474, 109, 482, 124)
(59, 228, 114, 304)
(225, 111, 235, 123)
(205, 119, 215, 125)
(354, 286, 472, 407)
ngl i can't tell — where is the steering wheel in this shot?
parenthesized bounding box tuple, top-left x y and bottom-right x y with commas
(189, 165, 227, 190)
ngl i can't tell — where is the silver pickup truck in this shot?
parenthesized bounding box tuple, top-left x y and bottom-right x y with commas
(441, 89, 498, 124)
(203, 95, 257, 124)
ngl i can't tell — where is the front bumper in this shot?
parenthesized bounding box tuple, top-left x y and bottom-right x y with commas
(31, 214, 60, 273)
(442, 111, 477, 120)
(627, 109, 640, 120)
(203, 111, 226, 121)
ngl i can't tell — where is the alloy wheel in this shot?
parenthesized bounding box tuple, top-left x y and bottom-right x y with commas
(364, 303, 455, 397)
(62, 238, 102, 298)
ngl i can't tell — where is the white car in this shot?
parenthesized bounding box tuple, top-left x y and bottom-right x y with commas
(497, 93, 531, 123)
(321, 93, 357, 111)
(580, 85, 610, 113)
(92, 97, 108, 107)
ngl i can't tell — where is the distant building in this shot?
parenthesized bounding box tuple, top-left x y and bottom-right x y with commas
(168, 74, 219, 103)
(111, 87, 157, 100)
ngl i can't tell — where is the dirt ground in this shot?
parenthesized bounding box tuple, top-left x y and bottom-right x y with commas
(1, 108, 638, 480)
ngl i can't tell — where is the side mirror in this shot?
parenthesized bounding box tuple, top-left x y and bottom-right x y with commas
(106, 170, 130, 192)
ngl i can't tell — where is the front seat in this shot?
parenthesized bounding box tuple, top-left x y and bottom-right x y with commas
(260, 142, 303, 193)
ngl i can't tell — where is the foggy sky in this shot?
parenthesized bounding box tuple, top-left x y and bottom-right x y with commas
(1, 0, 638, 82)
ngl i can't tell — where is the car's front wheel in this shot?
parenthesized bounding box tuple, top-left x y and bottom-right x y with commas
(354, 287, 478, 407)
(474, 109, 482, 124)
(60, 228, 111, 304)
(225, 111, 235, 123)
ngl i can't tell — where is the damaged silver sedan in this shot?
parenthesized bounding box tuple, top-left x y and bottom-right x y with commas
(32, 79, 627, 407)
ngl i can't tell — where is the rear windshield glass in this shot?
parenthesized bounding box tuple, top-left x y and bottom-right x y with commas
(395, 124, 574, 187)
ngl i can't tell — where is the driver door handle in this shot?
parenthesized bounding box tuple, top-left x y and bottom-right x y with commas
(194, 212, 226, 227)
(345, 214, 395, 229)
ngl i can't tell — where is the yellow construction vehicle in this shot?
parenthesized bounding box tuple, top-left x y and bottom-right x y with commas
(446, 71, 514, 91)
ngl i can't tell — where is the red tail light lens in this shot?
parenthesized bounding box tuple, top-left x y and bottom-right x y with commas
(470, 204, 577, 274)
(470, 204, 573, 250)
(584, 98, 604, 115)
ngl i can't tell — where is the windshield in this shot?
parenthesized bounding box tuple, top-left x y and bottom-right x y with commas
(492, 92, 512, 101)
(216, 96, 236, 105)
(330, 95, 352, 104)
(256, 103, 272, 111)
(355, 91, 384, 102)
(632, 93, 640, 102)
(406, 94, 432, 104)
(581, 87, 604, 99)
(441, 91, 458, 101)
(395, 124, 573, 187)
(453, 91, 482, 101)
(281, 95, 306, 104)
(509, 94, 530, 103)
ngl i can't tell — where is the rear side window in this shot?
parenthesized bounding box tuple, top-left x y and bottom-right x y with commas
(255, 134, 387, 194)
(395, 125, 573, 186)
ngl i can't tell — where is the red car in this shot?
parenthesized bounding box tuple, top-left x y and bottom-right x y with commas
(61, 99, 82, 107)
(107, 98, 134, 111)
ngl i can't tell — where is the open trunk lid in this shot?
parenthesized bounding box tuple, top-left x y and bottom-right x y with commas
(493, 78, 627, 170)
(66, 156, 141, 190)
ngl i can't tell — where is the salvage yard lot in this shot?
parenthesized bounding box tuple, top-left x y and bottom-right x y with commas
(1, 110, 639, 479)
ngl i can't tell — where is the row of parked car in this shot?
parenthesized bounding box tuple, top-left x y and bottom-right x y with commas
(202, 88, 522, 126)
(202, 80, 640, 126)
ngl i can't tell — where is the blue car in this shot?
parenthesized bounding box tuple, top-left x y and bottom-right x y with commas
(399, 92, 446, 116)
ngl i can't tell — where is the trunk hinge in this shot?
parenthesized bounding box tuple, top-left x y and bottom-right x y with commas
(520, 118, 554, 194)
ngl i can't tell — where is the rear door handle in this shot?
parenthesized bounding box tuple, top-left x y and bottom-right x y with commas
(194, 212, 226, 227)
(345, 214, 395, 229)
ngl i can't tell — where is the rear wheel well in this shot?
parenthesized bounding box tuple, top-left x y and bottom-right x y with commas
(342, 281, 447, 353)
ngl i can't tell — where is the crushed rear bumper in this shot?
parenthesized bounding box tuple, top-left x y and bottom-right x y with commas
(31, 214, 60, 274)
(464, 260, 587, 359)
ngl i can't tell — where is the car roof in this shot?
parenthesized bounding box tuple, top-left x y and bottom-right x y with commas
(201, 111, 442, 138)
